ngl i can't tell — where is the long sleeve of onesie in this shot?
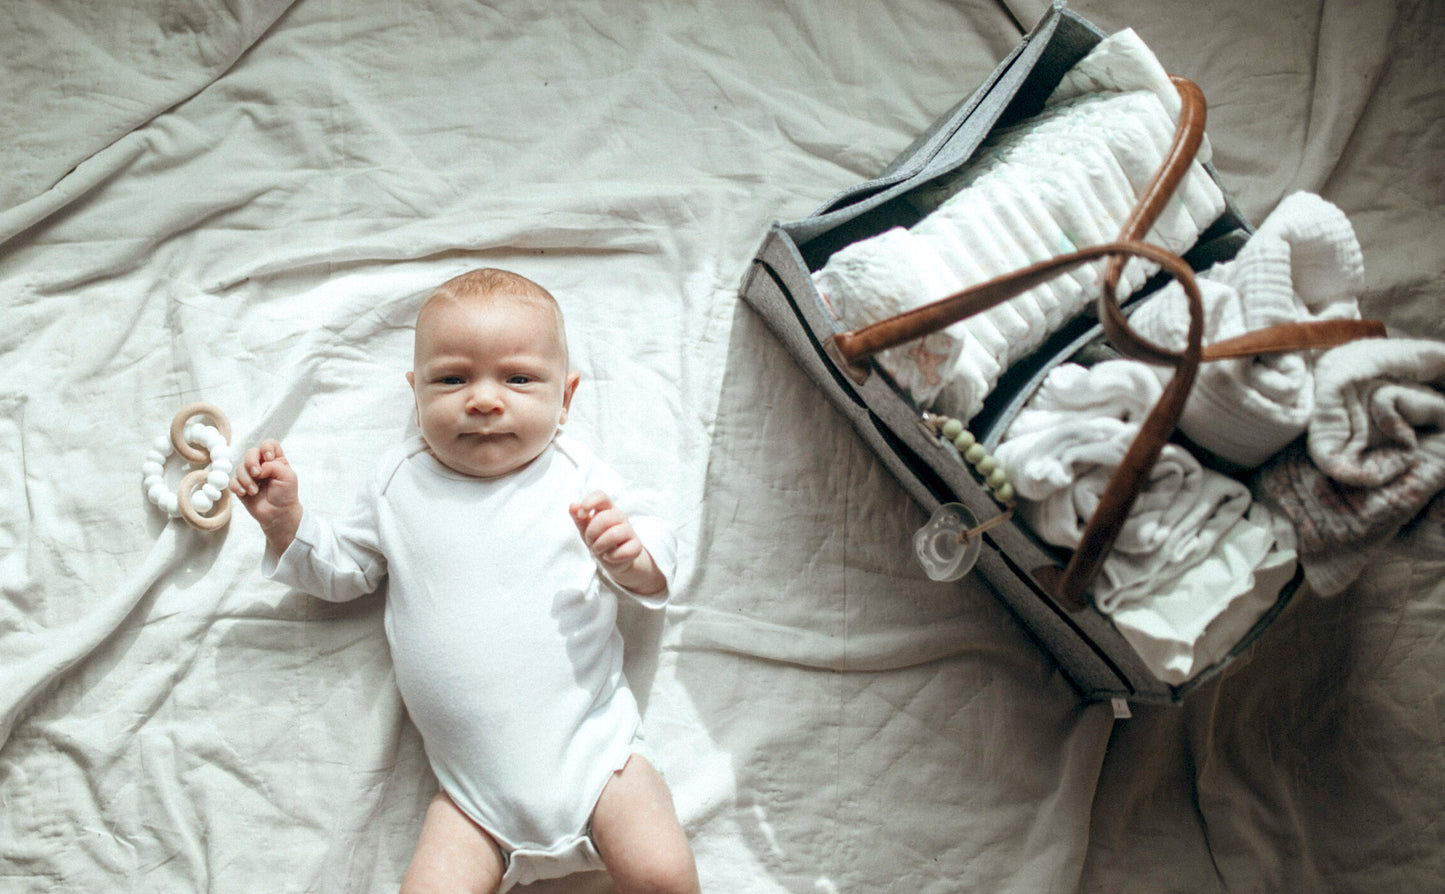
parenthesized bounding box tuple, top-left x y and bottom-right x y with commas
(265, 470, 388, 603)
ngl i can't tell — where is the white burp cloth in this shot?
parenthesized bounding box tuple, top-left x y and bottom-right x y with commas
(1110, 504, 1297, 685)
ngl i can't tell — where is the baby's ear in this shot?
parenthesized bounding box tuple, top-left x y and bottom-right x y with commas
(559, 370, 581, 424)
(405, 371, 420, 424)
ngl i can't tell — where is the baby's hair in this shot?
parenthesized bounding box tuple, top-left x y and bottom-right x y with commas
(419, 267, 570, 367)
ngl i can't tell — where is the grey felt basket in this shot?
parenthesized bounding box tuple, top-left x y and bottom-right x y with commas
(738, 2, 1300, 705)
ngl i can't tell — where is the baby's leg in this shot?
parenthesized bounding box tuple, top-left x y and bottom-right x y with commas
(400, 791, 506, 894)
(591, 755, 701, 894)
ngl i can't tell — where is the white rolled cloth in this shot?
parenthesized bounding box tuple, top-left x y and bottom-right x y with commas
(1126, 192, 1365, 467)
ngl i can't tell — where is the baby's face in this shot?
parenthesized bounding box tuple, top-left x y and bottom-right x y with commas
(407, 293, 578, 479)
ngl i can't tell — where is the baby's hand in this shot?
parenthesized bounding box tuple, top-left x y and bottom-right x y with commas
(571, 490, 666, 596)
(230, 438, 303, 553)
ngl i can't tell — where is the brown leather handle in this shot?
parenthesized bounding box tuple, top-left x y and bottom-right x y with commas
(830, 77, 1213, 374)
(826, 76, 1386, 611)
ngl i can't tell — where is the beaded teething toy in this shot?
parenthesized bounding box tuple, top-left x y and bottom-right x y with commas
(911, 413, 1017, 582)
(142, 402, 235, 531)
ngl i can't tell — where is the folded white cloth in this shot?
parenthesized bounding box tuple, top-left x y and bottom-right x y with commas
(1252, 338, 1445, 595)
(813, 28, 1226, 421)
(1126, 192, 1365, 466)
(1110, 504, 1297, 685)
(994, 360, 1254, 613)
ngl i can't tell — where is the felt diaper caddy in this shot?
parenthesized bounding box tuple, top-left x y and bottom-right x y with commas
(738, 3, 1385, 704)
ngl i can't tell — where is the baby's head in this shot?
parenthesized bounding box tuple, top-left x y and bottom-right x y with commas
(407, 268, 580, 479)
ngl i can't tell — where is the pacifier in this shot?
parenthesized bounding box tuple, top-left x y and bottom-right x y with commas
(912, 503, 983, 582)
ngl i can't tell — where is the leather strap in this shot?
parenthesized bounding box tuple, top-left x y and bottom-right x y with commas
(826, 76, 1385, 611)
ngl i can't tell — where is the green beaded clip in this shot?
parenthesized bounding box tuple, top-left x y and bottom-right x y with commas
(922, 413, 1016, 507)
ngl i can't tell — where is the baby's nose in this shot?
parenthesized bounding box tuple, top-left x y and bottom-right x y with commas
(466, 382, 504, 412)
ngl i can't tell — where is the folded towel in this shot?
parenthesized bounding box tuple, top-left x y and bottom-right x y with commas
(1252, 338, 1445, 595)
(1126, 192, 1365, 467)
(995, 360, 1253, 612)
(1308, 337, 1445, 483)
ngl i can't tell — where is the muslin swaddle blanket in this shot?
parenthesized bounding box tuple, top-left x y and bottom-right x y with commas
(1253, 338, 1445, 595)
(813, 28, 1226, 421)
(1126, 192, 1366, 466)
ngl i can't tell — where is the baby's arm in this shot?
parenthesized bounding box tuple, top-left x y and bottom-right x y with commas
(230, 438, 304, 557)
(571, 490, 667, 597)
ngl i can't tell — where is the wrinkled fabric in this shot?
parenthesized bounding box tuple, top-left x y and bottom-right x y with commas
(2, 1, 1442, 893)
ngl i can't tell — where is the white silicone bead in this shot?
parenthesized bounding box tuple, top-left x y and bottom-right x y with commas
(206, 470, 230, 490)
(191, 492, 214, 514)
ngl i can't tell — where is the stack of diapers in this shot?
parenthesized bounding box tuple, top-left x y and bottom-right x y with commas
(813, 28, 1226, 422)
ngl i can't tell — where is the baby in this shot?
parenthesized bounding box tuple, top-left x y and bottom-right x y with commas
(231, 268, 700, 894)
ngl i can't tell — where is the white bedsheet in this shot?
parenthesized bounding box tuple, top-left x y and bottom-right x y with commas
(2, 1, 1441, 892)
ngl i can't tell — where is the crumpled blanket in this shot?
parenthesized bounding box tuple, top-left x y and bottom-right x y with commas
(812, 28, 1225, 421)
(994, 359, 1293, 682)
(1253, 337, 1445, 595)
(995, 360, 1261, 611)
(1126, 192, 1365, 467)
(1108, 504, 1297, 685)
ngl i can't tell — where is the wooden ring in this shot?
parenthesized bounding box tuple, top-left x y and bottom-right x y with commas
(171, 401, 232, 464)
(176, 467, 233, 531)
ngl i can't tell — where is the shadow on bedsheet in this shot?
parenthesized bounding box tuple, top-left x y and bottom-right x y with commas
(671, 292, 1445, 892)
(664, 301, 1109, 893)
(1083, 552, 1445, 891)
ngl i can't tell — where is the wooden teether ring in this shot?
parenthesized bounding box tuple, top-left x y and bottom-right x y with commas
(143, 402, 235, 531)
(177, 467, 233, 531)
(171, 401, 232, 464)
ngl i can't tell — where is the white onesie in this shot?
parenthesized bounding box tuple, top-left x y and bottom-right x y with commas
(266, 432, 675, 890)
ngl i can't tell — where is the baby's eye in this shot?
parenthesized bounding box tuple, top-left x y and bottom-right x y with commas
(438, 375, 465, 386)
(507, 374, 534, 385)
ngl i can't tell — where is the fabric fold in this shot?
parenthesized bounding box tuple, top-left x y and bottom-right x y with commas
(994, 360, 1260, 614)
(1253, 338, 1445, 595)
